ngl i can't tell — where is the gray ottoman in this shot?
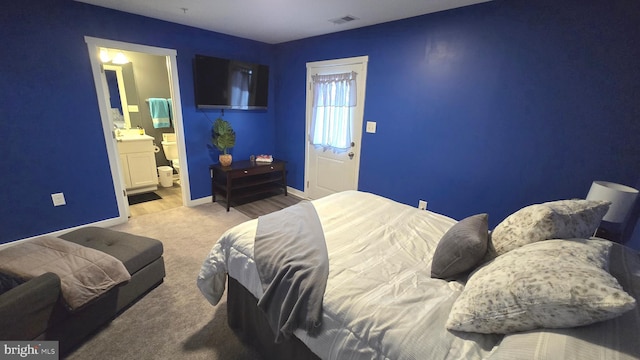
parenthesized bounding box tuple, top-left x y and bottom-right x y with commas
(52, 226, 166, 354)
(60, 226, 164, 276)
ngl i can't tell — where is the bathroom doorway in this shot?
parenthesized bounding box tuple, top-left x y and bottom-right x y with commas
(85, 37, 190, 222)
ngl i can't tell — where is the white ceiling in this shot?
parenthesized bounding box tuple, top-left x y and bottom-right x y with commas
(76, 0, 491, 44)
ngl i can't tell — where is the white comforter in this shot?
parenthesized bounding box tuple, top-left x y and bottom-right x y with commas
(198, 191, 501, 359)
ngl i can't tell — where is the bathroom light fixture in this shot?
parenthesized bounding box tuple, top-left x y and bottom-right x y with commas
(112, 52, 129, 65)
(99, 48, 111, 63)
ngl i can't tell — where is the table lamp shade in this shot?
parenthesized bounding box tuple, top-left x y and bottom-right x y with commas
(586, 181, 639, 223)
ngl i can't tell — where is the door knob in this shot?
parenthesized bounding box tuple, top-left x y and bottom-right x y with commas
(348, 152, 354, 159)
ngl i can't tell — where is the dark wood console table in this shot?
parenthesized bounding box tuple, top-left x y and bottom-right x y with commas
(210, 159, 287, 211)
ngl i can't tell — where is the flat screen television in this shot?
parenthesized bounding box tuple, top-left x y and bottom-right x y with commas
(193, 54, 269, 110)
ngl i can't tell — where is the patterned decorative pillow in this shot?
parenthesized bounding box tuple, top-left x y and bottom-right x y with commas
(488, 199, 610, 257)
(446, 239, 636, 334)
(431, 214, 489, 280)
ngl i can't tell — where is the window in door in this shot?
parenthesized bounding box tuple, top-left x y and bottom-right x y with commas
(310, 71, 357, 152)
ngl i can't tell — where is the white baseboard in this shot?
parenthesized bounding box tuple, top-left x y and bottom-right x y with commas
(0, 217, 125, 250)
(287, 186, 307, 199)
(2, 187, 305, 250)
(186, 196, 213, 207)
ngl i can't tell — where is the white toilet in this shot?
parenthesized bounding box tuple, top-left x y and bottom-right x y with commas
(161, 133, 180, 180)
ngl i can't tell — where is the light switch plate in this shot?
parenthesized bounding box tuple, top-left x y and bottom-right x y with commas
(366, 121, 377, 133)
(51, 193, 66, 206)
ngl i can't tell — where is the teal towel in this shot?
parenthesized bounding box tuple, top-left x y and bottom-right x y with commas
(148, 98, 170, 128)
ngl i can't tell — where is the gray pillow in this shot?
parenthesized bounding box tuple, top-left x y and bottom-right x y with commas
(431, 213, 489, 280)
(0, 272, 25, 296)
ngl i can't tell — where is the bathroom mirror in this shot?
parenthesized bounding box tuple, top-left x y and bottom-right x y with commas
(104, 62, 140, 129)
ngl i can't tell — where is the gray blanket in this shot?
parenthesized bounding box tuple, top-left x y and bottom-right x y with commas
(0, 236, 131, 311)
(254, 200, 329, 343)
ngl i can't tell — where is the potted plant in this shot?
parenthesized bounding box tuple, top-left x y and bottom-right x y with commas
(211, 117, 236, 166)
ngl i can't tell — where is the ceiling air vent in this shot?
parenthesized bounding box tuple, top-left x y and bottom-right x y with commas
(329, 15, 359, 25)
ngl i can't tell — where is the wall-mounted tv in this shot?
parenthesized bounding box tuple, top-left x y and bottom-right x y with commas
(193, 54, 269, 110)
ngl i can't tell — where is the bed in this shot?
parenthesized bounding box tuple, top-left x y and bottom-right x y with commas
(197, 190, 640, 360)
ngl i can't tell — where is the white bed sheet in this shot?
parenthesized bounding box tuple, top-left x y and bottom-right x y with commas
(198, 190, 501, 360)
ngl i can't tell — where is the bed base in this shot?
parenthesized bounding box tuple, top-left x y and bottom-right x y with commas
(227, 277, 320, 360)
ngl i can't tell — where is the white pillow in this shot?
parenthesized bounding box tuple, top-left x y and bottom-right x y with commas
(489, 199, 610, 257)
(447, 239, 636, 334)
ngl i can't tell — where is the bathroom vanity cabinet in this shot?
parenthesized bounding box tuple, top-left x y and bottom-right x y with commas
(117, 136, 158, 195)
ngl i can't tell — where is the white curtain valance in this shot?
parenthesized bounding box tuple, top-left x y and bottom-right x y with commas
(312, 71, 357, 107)
(311, 71, 357, 83)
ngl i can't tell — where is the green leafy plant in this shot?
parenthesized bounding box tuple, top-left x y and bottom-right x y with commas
(211, 118, 236, 155)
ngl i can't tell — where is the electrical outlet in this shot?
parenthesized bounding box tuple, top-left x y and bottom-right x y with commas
(51, 192, 66, 206)
(418, 200, 427, 210)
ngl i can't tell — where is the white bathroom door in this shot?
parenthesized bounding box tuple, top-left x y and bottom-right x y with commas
(305, 56, 368, 200)
(100, 67, 131, 216)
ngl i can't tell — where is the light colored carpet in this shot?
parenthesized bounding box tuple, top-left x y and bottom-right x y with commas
(65, 202, 262, 360)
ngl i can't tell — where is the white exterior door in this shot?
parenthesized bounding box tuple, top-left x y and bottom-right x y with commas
(305, 56, 368, 200)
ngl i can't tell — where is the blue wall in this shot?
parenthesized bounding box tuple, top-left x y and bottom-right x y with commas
(2, 0, 639, 246)
(274, 0, 640, 232)
(0, 0, 275, 244)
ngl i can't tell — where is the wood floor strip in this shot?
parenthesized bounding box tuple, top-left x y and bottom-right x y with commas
(233, 194, 303, 219)
(129, 185, 302, 219)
